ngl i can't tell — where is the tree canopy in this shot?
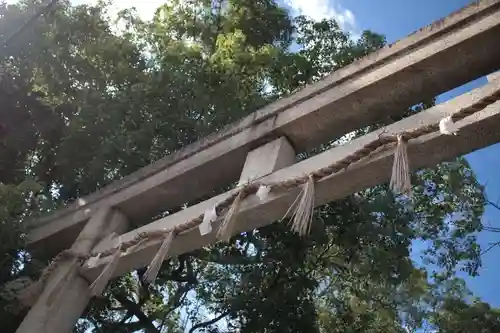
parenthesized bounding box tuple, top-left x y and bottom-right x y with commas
(0, 0, 498, 332)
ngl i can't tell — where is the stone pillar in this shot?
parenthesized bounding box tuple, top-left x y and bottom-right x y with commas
(16, 208, 129, 333)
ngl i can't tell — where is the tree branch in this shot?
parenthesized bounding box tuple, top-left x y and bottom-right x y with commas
(114, 294, 160, 333)
(486, 198, 500, 212)
(481, 241, 500, 256)
(157, 283, 193, 331)
(482, 226, 500, 233)
(188, 311, 230, 333)
(101, 320, 148, 333)
(481, 190, 500, 253)
(192, 248, 268, 266)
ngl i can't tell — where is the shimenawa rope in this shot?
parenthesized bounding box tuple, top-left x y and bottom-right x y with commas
(17, 88, 500, 305)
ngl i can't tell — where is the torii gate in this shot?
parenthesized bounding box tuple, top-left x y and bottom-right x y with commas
(13, 1, 500, 332)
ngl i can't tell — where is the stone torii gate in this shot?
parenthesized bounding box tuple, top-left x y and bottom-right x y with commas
(14, 0, 500, 332)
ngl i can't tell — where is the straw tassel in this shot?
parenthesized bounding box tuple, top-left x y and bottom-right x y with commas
(390, 134, 412, 196)
(217, 189, 245, 242)
(89, 239, 122, 297)
(142, 230, 175, 284)
(283, 175, 315, 236)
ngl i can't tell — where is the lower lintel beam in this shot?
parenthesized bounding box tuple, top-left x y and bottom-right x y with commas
(84, 79, 500, 281)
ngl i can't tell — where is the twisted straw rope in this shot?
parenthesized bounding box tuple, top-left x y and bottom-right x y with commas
(26, 88, 500, 297)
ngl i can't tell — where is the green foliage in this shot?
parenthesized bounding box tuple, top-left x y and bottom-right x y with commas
(0, 179, 44, 331)
(0, 0, 497, 332)
(431, 298, 500, 332)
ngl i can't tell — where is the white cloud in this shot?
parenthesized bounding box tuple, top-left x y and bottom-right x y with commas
(283, 0, 356, 32)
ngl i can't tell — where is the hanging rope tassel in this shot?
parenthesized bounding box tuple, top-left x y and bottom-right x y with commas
(89, 239, 122, 297)
(142, 230, 175, 285)
(217, 189, 245, 242)
(390, 134, 412, 196)
(283, 175, 315, 236)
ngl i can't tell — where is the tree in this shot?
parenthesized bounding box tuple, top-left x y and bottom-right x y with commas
(0, 1, 496, 332)
(431, 298, 500, 332)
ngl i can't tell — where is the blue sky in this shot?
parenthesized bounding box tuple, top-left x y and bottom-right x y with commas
(280, 0, 500, 305)
(346, 0, 500, 306)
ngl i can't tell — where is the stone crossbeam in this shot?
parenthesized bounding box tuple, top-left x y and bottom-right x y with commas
(82, 78, 500, 280)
